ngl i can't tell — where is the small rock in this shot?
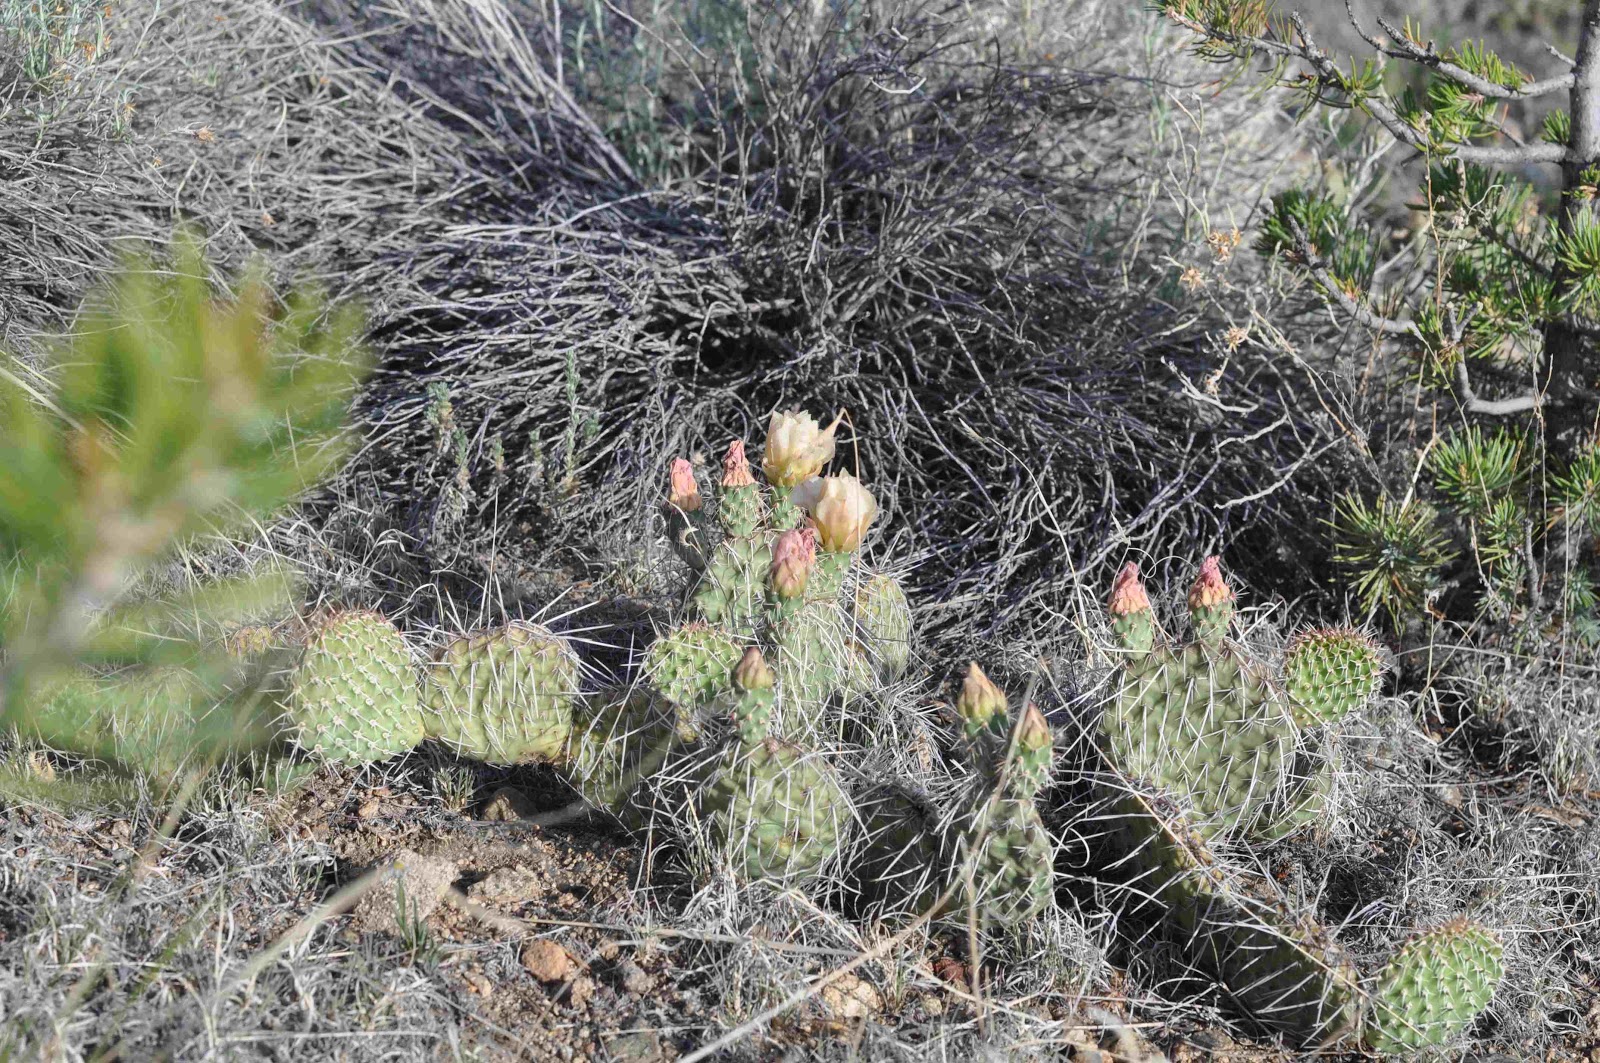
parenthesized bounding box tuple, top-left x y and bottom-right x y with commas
(350, 849, 457, 934)
(566, 974, 596, 1009)
(615, 961, 653, 996)
(820, 973, 882, 1020)
(461, 968, 493, 997)
(522, 938, 572, 982)
(1089, 1006, 1168, 1063)
(482, 786, 539, 821)
(109, 819, 132, 843)
(604, 1030, 666, 1063)
(469, 864, 550, 909)
(596, 940, 621, 962)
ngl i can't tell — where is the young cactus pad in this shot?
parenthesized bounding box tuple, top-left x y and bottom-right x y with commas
(287, 611, 425, 764)
(424, 622, 579, 764)
(645, 622, 745, 721)
(1364, 920, 1505, 1054)
(853, 573, 912, 682)
(947, 670, 1056, 929)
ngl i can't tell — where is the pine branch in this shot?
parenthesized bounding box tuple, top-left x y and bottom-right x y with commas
(1285, 220, 1420, 339)
(1168, 8, 1567, 166)
(1453, 360, 1544, 415)
(1344, 5, 1575, 100)
(1284, 14, 1565, 167)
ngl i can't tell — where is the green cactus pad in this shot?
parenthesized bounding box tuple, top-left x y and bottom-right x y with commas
(773, 603, 848, 710)
(854, 573, 912, 682)
(286, 611, 424, 765)
(1365, 920, 1504, 1054)
(569, 688, 697, 816)
(645, 623, 745, 719)
(1098, 784, 1362, 1045)
(698, 736, 849, 885)
(424, 622, 579, 765)
(692, 536, 771, 633)
(716, 481, 764, 538)
(1100, 643, 1298, 837)
(1282, 627, 1384, 727)
(958, 796, 1054, 929)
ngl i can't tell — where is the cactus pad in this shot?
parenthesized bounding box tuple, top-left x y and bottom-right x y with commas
(959, 796, 1054, 929)
(1365, 920, 1504, 1054)
(699, 736, 848, 884)
(774, 603, 848, 710)
(854, 574, 912, 682)
(855, 784, 950, 921)
(646, 623, 745, 719)
(1282, 627, 1385, 728)
(425, 622, 579, 764)
(692, 536, 772, 633)
(1100, 642, 1298, 837)
(286, 611, 424, 765)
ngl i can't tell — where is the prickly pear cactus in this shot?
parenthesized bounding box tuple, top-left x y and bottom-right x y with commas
(286, 611, 424, 765)
(695, 648, 849, 884)
(1082, 557, 1501, 1050)
(424, 622, 579, 764)
(1365, 920, 1505, 1053)
(1099, 558, 1383, 839)
(951, 667, 1056, 929)
(656, 412, 909, 745)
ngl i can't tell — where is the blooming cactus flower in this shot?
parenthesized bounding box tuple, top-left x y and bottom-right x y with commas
(762, 408, 843, 488)
(790, 472, 878, 552)
(667, 457, 701, 512)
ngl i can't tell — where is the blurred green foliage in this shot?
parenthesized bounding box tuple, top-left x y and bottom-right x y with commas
(0, 234, 368, 781)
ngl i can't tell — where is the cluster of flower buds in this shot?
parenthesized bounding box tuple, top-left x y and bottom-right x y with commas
(662, 406, 880, 556)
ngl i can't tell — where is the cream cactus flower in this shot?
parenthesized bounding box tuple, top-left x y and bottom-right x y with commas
(762, 408, 843, 488)
(790, 472, 878, 552)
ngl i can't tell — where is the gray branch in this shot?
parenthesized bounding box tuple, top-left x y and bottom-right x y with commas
(1348, 7, 1576, 100)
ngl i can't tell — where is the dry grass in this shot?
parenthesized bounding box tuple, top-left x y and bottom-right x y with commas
(3, 0, 1599, 1059)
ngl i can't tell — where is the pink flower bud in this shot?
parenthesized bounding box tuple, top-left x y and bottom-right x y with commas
(957, 661, 1007, 725)
(1016, 702, 1051, 754)
(733, 645, 775, 691)
(667, 457, 701, 512)
(768, 526, 816, 599)
(721, 439, 756, 489)
(1188, 556, 1234, 611)
(1108, 562, 1151, 617)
